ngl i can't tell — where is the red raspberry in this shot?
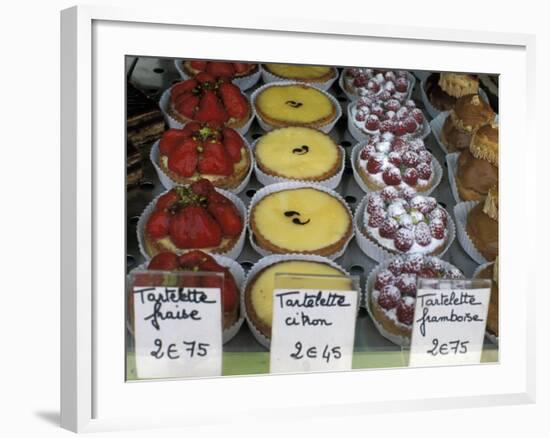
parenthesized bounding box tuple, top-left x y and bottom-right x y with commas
(420, 266, 439, 278)
(378, 90, 392, 101)
(382, 166, 402, 185)
(445, 267, 464, 279)
(396, 296, 415, 325)
(394, 274, 417, 295)
(380, 120, 394, 133)
(396, 107, 409, 120)
(360, 144, 376, 161)
(353, 73, 369, 87)
(394, 122, 407, 136)
(370, 105, 385, 118)
(395, 77, 408, 92)
(403, 117, 418, 134)
(367, 80, 380, 93)
(429, 207, 448, 226)
(429, 219, 446, 240)
(384, 81, 396, 94)
(404, 99, 416, 110)
(418, 150, 432, 164)
(388, 258, 405, 275)
(384, 71, 396, 82)
(368, 208, 386, 228)
(366, 156, 384, 174)
(365, 115, 380, 131)
(400, 186, 417, 202)
(375, 269, 395, 290)
(377, 284, 401, 310)
(403, 254, 424, 273)
(355, 110, 368, 122)
(387, 151, 402, 166)
(411, 108, 424, 124)
(379, 217, 400, 238)
(414, 222, 432, 246)
(402, 168, 419, 186)
(392, 137, 408, 154)
(367, 194, 385, 213)
(417, 162, 432, 180)
(424, 257, 443, 274)
(402, 151, 419, 168)
(386, 99, 401, 112)
(394, 228, 414, 252)
(380, 186, 400, 202)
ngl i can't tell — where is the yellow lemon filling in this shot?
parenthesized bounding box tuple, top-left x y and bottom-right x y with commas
(255, 127, 339, 179)
(256, 85, 334, 124)
(265, 64, 332, 81)
(250, 261, 349, 327)
(252, 188, 350, 251)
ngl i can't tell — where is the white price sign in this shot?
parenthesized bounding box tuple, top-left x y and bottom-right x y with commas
(270, 289, 358, 373)
(133, 286, 223, 379)
(409, 285, 491, 367)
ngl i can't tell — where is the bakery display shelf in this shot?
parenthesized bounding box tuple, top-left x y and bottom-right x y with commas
(125, 57, 498, 377)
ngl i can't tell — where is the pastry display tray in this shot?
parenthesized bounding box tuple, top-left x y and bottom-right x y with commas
(125, 57, 498, 376)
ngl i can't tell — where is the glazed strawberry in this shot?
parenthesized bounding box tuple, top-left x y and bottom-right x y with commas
(159, 129, 188, 155)
(148, 252, 179, 270)
(146, 210, 171, 238)
(180, 121, 202, 137)
(190, 60, 208, 71)
(190, 179, 215, 196)
(222, 128, 244, 163)
(178, 249, 210, 269)
(207, 202, 243, 237)
(175, 94, 200, 119)
(195, 90, 229, 124)
(169, 205, 222, 248)
(195, 72, 216, 84)
(218, 82, 249, 119)
(156, 190, 179, 211)
(221, 269, 238, 312)
(233, 63, 252, 74)
(167, 137, 200, 177)
(206, 62, 235, 78)
(198, 141, 233, 175)
(171, 79, 198, 101)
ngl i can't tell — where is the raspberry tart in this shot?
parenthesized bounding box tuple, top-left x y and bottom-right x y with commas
(143, 250, 241, 330)
(142, 179, 245, 258)
(341, 68, 412, 101)
(349, 96, 427, 141)
(167, 74, 251, 129)
(368, 254, 464, 345)
(155, 122, 251, 190)
(354, 133, 438, 193)
(361, 188, 453, 256)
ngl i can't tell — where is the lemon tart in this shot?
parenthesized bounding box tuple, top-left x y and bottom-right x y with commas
(255, 127, 342, 182)
(245, 259, 350, 338)
(263, 64, 335, 83)
(250, 186, 352, 256)
(254, 84, 337, 129)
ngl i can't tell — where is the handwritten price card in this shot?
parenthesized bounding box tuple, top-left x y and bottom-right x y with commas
(409, 279, 491, 367)
(270, 289, 358, 373)
(132, 285, 223, 379)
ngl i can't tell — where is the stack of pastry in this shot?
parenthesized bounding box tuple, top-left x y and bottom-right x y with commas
(455, 122, 498, 201)
(441, 94, 495, 152)
(126, 82, 165, 150)
(425, 72, 479, 112)
(466, 184, 498, 261)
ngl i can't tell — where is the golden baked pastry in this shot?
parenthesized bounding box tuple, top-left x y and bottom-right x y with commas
(438, 73, 479, 98)
(466, 186, 498, 261)
(255, 84, 336, 129)
(245, 260, 350, 338)
(254, 127, 341, 182)
(250, 187, 352, 256)
(470, 122, 499, 166)
(264, 64, 335, 83)
(441, 94, 495, 152)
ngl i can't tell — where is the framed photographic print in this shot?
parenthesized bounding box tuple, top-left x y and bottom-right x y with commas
(61, 4, 536, 433)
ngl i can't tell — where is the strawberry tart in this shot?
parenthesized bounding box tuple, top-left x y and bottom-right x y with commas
(341, 68, 412, 101)
(157, 122, 251, 190)
(349, 96, 426, 140)
(182, 60, 258, 80)
(143, 179, 244, 257)
(355, 133, 437, 192)
(362, 188, 452, 256)
(168, 73, 251, 129)
(368, 254, 464, 344)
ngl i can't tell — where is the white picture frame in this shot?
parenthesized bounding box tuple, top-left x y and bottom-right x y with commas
(60, 5, 536, 433)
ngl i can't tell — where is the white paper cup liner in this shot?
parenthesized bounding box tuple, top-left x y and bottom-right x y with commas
(347, 100, 431, 144)
(250, 81, 342, 134)
(137, 187, 247, 261)
(350, 142, 442, 196)
(472, 262, 499, 345)
(260, 64, 338, 91)
(250, 137, 345, 189)
(128, 256, 246, 344)
(149, 134, 254, 194)
(364, 256, 463, 346)
(353, 194, 456, 263)
(429, 110, 450, 154)
(246, 182, 354, 260)
(158, 86, 254, 136)
(453, 201, 490, 265)
(338, 69, 416, 103)
(241, 254, 352, 349)
(420, 75, 491, 120)
(446, 152, 461, 204)
(173, 59, 261, 91)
